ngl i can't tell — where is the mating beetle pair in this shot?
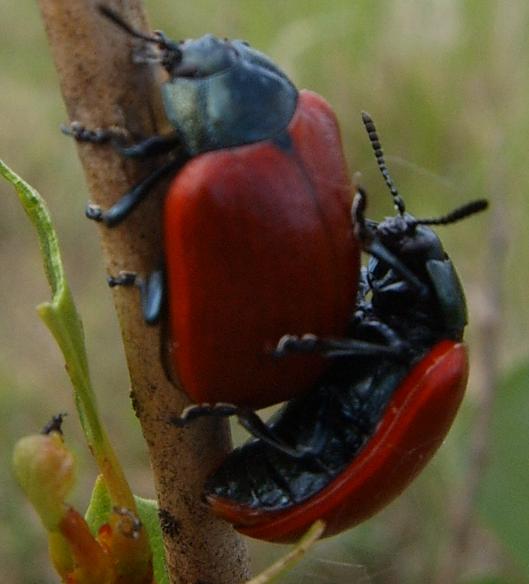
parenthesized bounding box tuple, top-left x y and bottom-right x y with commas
(67, 6, 487, 542)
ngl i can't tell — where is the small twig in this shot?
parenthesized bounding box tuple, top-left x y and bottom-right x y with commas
(246, 521, 326, 584)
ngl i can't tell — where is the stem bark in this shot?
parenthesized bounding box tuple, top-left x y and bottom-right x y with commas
(37, 1, 250, 582)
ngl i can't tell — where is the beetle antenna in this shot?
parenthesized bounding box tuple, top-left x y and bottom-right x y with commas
(362, 111, 406, 216)
(98, 4, 181, 55)
(415, 199, 489, 226)
(98, 5, 160, 44)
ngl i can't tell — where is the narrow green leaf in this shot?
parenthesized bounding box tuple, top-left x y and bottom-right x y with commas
(135, 496, 169, 584)
(246, 520, 325, 584)
(0, 159, 99, 444)
(1, 159, 135, 509)
(2, 160, 156, 579)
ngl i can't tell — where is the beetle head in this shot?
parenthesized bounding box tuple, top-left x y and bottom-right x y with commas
(360, 111, 488, 266)
(98, 5, 298, 155)
(161, 36, 298, 154)
(376, 214, 445, 265)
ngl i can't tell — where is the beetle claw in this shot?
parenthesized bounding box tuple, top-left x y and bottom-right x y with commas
(85, 203, 103, 222)
(62, 121, 129, 145)
(107, 271, 138, 288)
(273, 334, 319, 358)
(62, 121, 105, 143)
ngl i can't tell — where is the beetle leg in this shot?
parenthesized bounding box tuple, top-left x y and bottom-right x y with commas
(273, 333, 404, 359)
(351, 186, 378, 238)
(235, 409, 317, 460)
(352, 188, 429, 298)
(355, 319, 411, 353)
(62, 122, 183, 158)
(86, 156, 185, 226)
(117, 135, 183, 158)
(113, 132, 182, 159)
(171, 403, 241, 425)
(172, 403, 318, 460)
(61, 122, 123, 144)
(351, 186, 369, 240)
(262, 458, 298, 503)
(108, 268, 165, 324)
(365, 239, 429, 298)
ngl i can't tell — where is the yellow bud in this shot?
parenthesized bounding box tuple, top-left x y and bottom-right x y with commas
(12, 432, 76, 530)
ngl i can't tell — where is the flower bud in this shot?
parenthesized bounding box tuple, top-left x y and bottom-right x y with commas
(12, 431, 75, 530)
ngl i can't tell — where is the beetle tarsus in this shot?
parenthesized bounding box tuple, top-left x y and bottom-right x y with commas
(63, 120, 184, 160)
(85, 203, 104, 222)
(273, 334, 319, 357)
(61, 121, 124, 144)
(172, 403, 319, 460)
(107, 271, 138, 288)
(171, 403, 239, 427)
(107, 269, 164, 325)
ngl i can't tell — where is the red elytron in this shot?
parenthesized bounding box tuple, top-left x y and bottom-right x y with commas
(164, 91, 359, 408)
(71, 7, 360, 409)
(208, 341, 468, 541)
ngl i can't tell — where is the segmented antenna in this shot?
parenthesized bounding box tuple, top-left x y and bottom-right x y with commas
(415, 199, 489, 226)
(98, 5, 159, 43)
(98, 4, 182, 55)
(362, 111, 406, 215)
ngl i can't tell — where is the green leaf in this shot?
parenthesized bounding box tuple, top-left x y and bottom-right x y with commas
(1, 159, 136, 510)
(0, 159, 100, 446)
(86, 477, 168, 584)
(135, 496, 169, 584)
(478, 360, 529, 576)
(85, 475, 113, 535)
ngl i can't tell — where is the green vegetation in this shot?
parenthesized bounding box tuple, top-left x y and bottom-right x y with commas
(1, 1, 528, 582)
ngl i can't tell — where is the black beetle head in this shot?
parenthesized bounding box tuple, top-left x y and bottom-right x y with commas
(376, 214, 445, 265)
(165, 35, 237, 78)
(98, 5, 298, 155)
(360, 111, 488, 265)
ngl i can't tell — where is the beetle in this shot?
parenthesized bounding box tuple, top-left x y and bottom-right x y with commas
(66, 6, 360, 409)
(202, 112, 488, 542)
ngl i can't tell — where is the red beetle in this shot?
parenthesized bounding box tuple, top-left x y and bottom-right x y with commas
(67, 8, 360, 408)
(164, 90, 358, 407)
(203, 113, 487, 541)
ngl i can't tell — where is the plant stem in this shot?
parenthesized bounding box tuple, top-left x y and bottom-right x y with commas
(36, 1, 250, 582)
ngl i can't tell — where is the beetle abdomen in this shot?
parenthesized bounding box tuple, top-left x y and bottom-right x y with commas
(205, 341, 468, 542)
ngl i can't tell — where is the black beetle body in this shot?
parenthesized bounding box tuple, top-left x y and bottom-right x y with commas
(203, 114, 487, 542)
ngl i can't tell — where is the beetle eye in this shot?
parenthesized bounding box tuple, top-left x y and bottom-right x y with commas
(161, 50, 184, 74)
(406, 222, 417, 236)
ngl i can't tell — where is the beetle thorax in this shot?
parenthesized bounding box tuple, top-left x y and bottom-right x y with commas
(161, 35, 298, 155)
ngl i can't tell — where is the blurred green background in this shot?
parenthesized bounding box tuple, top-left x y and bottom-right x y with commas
(1, 0, 528, 582)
